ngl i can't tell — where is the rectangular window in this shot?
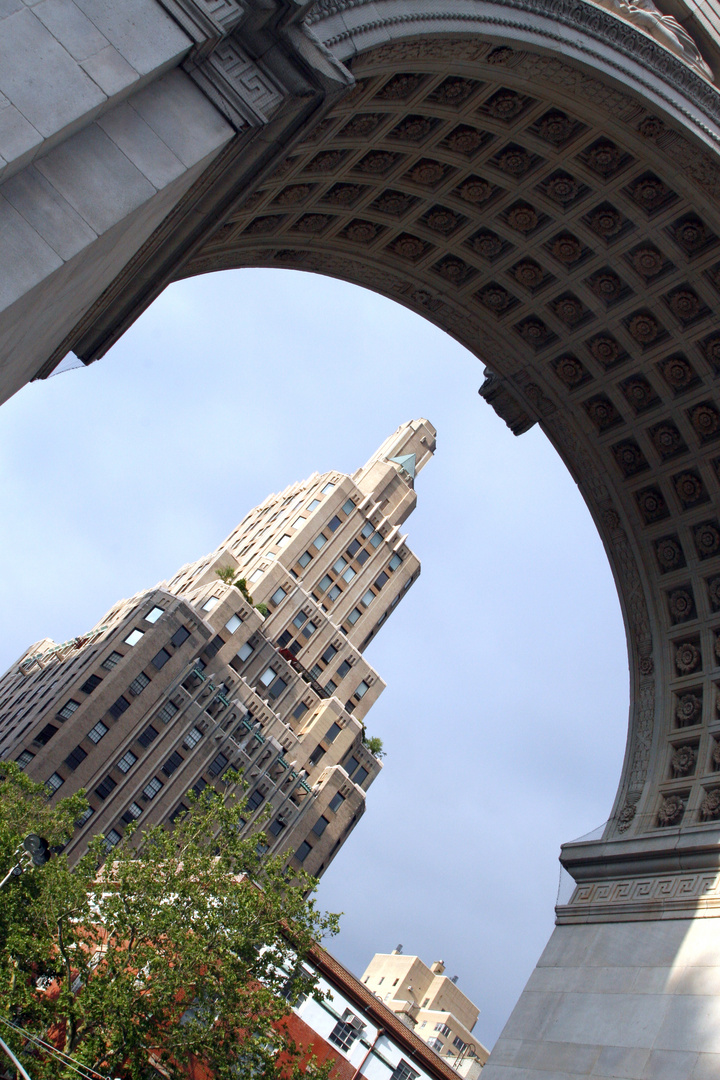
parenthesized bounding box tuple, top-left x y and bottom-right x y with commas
(271, 587, 286, 606)
(76, 807, 94, 827)
(15, 750, 34, 770)
(295, 840, 312, 863)
(246, 788, 264, 810)
(453, 1038, 467, 1051)
(117, 751, 137, 774)
(193, 778, 207, 797)
(313, 533, 327, 551)
(312, 815, 329, 837)
(57, 699, 80, 721)
(428, 1039, 444, 1053)
(293, 612, 307, 629)
(208, 752, 229, 777)
(162, 751, 183, 777)
(324, 679, 337, 694)
(374, 571, 389, 590)
(346, 539, 361, 558)
(183, 727, 203, 749)
(202, 596, 220, 611)
(124, 629, 144, 647)
(278, 534, 291, 548)
(268, 676, 287, 700)
(268, 818, 285, 836)
(225, 614, 242, 634)
(345, 756, 359, 776)
(328, 585, 341, 602)
(259, 667, 276, 687)
(158, 701, 178, 724)
(122, 802, 143, 823)
(329, 791, 345, 813)
(80, 674, 102, 695)
(337, 660, 351, 680)
(34, 723, 58, 747)
(370, 532, 382, 548)
(309, 664, 322, 680)
(301, 621, 316, 639)
(109, 695, 130, 720)
(356, 548, 370, 566)
(361, 590, 375, 608)
(46, 773, 64, 793)
(309, 745, 324, 766)
(361, 522, 373, 539)
(152, 648, 171, 671)
(64, 745, 87, 771)
(392, 1064, 420, 1080)
(103, 829, 122, 852)
(322, 645, 337, 664)
(236, 642, 254, 663)
(333, 557, 347, 574)
(129, 672, 150, 696)
(317, 575, 332, 593)
(137, 724, 159, 748)
(342, 499, 354, 515)
(328, 1020, 359, 1052)
(292, 701, 308, 721)
(435, 1024, 450, 1036)
(250, 569, 264, 583)
(170, 626, 190, 648)
(146, 606, 164, 623)
(355, 681, 369, 699)
(354, 767, 369, 786)
(348, 608, 362, 624)
(389, 553, 402, 571)
(325, 722, 341, 743)
(308, 499, 320, 512)
(169, 803, 188, 825)
(342, 566, 356, 583)
(87, 721, 108, 744)
(298, 551, 312, 568)
(277, 630, 292, 648)
(142, 777, 163, 801)
(293, 516, 306, 528)
(328, 515, 341, 532)
(321, 482, 335, 495)
(101, 651, 123, 670)
(95, 775, 117, 801)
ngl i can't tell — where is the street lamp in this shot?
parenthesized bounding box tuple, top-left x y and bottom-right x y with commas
(0, 833, 50, 889)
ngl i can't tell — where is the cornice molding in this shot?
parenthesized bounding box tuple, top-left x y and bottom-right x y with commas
(305, 0, 720, 137)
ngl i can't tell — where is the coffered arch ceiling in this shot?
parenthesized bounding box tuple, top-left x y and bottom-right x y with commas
(175, 22, 720, 853)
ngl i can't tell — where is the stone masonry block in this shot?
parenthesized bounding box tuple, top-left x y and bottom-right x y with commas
(71, 0, 190, 76)
(1, 163, 96, 259)
(32, 0, 108, 61)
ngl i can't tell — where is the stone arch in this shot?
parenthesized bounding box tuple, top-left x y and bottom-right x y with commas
(147, 20, 720, 873)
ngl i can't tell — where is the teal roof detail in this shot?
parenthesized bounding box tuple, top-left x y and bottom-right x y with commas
(389, 453, 416, 479)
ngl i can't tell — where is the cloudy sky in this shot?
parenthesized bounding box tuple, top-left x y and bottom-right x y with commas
(0, 268, 628, 1047)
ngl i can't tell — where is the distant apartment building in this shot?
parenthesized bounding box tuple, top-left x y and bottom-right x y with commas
(0, 420, 435, 878)
(361, 951, 489, 1077)
(280, 944, 482, 1080)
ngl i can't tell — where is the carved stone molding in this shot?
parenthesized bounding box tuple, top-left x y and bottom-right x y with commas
(157, 0, 246, 58)
(557, 869, 720, 922)
(305, 0, 720, 135)
(189, 38, 286, 127)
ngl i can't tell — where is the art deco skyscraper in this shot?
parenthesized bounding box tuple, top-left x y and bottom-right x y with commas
(0, 420, 435, 878)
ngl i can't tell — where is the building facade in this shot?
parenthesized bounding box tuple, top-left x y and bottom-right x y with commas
(360, 951, 489, 1077)
(281, 943, 481, 1080)
(0, 420, 435, 877)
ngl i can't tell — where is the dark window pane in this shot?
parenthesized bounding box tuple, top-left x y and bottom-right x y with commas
(109, 696, 130, 720)
(346, 539, 361, 557)
(292, 701, 308, 720)
(101, 651, 123, 670)
(277, 630, 292, 648)
(246, 788, 264, 810)
(312, 815, 329, 837)
(356, 548, 370, 566)
(345, 755, 359, 776)
(95, 775, 117, 801)
(337, 660, 351, 680)
(152, 648, 171, 670)
(34, 723, 58, 747)
(80, 674, 102, 694)
(64, 745, 87, 771)
(162, 751, 183, 777)
(374, 571, 389, 590)
(296, 840, 312, 863)
(328, 515, 341, 532)
(170, 626, 190, 648)
(208, 752, 229, 777)
(309, 745, 324, 766)
(326, 722, 341, 743)
(354, 767, 369, 786)
(137, 724, 159, 748)
(329, 791, 345, 813)
(321, 645, 337, 664)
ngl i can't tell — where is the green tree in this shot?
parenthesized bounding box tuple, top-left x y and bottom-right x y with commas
(362, 735, 385, 759)
(215, 566, 238, 586)
(0, 763, 338, 1080)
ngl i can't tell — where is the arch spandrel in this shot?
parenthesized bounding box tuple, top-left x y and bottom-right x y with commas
(176, 23, 720, 880)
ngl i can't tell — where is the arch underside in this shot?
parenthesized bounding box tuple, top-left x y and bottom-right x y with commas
(176, 26, 720, 855)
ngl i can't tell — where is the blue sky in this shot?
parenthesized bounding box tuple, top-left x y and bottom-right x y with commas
(0, 267, 628, 1046)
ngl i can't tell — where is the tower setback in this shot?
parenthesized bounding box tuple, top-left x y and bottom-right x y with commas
(0, 420, 435, 877)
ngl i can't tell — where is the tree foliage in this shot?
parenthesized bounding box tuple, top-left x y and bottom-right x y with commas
(0, 764, 338, 1080)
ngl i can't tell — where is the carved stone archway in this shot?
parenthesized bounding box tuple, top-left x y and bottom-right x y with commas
(5, 0, 720, 1073)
